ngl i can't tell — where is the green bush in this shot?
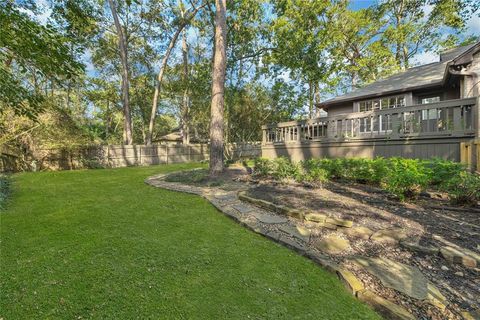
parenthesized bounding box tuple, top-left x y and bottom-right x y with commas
(253, 158, 274, 177)
(271, 157, 300, 180)
(423, 158, 465, 186)
(382, 158, 432, 200)
(0, 174, 10, 211)
(296, 161, 330, 186)
(253, 156, 476, 205)
(441, 171, 480, 205)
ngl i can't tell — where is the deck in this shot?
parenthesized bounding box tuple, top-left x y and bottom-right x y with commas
(261, 97, 480, 169)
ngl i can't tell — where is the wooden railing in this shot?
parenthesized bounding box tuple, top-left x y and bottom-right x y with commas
(262, 97, 479, 144)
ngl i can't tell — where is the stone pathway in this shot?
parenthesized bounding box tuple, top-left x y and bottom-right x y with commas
(145, 172, 478, 320)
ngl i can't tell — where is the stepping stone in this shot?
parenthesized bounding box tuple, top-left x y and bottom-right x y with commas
(214, 193, 237, 202)
(278, 225, 311, 242)
(279, 236, 306, 252)
(357, 289, 415, 320)
(337, 268, 364, 294)
(343, 226, 373, 240)
(370, 228, 408, 245)
(400, 241, 439, 255)
(350, 257, 447, 309)
(440, 246, 477, 269)
(251, 212, 287, 224)
(315, 235, 350, 254)
(305, 213, 326, 223)
(232, 203, 254, 214)
(326, 217, 353, 228)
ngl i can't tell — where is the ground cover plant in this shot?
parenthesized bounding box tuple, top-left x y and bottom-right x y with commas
(0, 164, 380, 319)
(253, 157, 480, 203)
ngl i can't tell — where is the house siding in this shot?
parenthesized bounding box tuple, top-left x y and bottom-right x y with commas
(325, 103, 353, 116)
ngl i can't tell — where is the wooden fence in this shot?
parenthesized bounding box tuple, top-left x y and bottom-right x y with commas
(0, 143, 261, 172)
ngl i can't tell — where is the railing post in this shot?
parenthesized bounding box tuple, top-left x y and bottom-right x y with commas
(453, 106, 462, 135)
(475, 96, 480, 139)
(296, 124, 302, 142)
(262, 128, 267, 145)
(390, 112, 400, 139)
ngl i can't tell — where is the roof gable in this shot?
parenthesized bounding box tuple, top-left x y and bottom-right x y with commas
(320, 41, 480, 107)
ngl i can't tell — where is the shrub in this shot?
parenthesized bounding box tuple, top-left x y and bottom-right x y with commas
(423, 158, 466, 186)
(369, 158, 389, 185)
(253, 158, 274, 177)
(441, 171, 480, 205)
(271, 157, 300, 180)
(382, 158, 432, 200)
(296, 161, 330, 186)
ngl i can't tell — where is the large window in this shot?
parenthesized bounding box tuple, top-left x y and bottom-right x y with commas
(358, 95, 405, 133)
(420, 96, 441, 120)
(359, 95, 405, 112)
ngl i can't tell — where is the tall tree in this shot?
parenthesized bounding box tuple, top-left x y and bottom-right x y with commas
(209, 0, 227, 176)
(380, 0, 478, 70)
(180, 1, 190, 145)
(269, 0, 339, 118)
(329, 3, 399, 91)
(146, 1, 205, 145)
(107, 0, 133, 144)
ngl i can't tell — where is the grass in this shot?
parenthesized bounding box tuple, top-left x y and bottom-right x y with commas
(0, 164, 380, 319)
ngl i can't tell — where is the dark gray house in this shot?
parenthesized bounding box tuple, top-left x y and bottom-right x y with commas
(261, 42, 480, 170)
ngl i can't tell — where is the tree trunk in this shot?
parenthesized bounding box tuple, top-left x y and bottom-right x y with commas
(146, 27, 182, 145)
(209, 0, 227, 176)
(314, 82, 321, 118)
(146, 3, 206, 145)
(181, 6, 190, 145)
(108, 0, 133, 145)
(308, 81, 313, 119)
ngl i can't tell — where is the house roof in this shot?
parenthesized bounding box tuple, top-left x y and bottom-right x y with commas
(319, 41, 479, 108)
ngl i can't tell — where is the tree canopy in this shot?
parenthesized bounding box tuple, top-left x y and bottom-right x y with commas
(1, 0, 478, 152)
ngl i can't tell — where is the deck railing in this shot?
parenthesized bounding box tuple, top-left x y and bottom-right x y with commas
(262, 97, 479, 144)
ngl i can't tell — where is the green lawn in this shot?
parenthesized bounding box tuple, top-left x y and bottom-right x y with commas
(0, 164, 380, 319)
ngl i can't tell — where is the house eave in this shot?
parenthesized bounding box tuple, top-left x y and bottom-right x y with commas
(317, 81, 445, 109)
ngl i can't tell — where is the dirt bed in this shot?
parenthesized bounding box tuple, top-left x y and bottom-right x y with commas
(245, 181, 480, 317)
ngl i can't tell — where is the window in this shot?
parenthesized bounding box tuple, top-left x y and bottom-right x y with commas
(358, 95, 406, 112)
(421, 96, 440, 104)
(357, 95, 405, 133)
(420, 96, 440, 120)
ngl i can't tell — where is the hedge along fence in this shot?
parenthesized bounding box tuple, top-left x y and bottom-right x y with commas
(0, 143, 261, 173)
(253, 157, 480, 205)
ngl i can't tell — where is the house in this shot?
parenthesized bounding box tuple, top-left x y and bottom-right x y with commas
(261, 41, 480, 170)
(318, 42, 480, 118)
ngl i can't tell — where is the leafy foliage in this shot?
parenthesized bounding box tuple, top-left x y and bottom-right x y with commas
(253, 156, 478, 204)
(381, 158, 432, 200)
(0, 2, 83, 119)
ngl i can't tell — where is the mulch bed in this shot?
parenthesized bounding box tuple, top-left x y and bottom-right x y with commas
(245, 180, 480, 318)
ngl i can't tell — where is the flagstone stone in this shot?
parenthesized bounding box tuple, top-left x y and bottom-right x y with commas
(350, 257, 447, 308)
(278, 225, 311, 242)
(315, 235, 350, 254)
(370, 228, 408, 244)
(251, 212, 288, 224)
(326, 217, 353, 228)
(232, 203, 255, 214)
(305, 213, 326, 223)
(343, 226, 373, 239)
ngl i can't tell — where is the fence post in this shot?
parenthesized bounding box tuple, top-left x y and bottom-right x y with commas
(460, 142, 472, 170)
